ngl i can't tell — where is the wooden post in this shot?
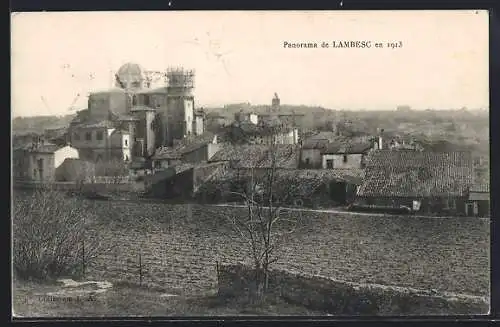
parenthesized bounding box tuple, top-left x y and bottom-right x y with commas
(139, 250, 143, 286)
(82, 238, 86, 278)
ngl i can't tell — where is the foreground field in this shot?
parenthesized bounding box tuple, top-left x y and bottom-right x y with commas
(13, 280, 322, 317)
(67, 199, 491, 298)
(12, 192, 490, 303)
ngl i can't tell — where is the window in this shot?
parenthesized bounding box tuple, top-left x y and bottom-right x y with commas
(326, 159, 334, 169)
(343, 155, 348, 163)
(154, 161, 161, 169)
(85, 132, 92, 141)
(124, 139, 128, 146)
(96, 131, 104, 141)
(132, 95, 137, 106)
(305, 158, 311, 165)
(143, 95, 150, 106)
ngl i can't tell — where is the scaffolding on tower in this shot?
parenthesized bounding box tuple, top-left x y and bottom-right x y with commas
(167, 67, 195, 89)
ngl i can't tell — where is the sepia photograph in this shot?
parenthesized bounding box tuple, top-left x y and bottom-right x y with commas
(11, 10, 490, 317)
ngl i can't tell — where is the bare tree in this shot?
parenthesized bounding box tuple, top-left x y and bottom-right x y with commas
(220, 123, 305, 301)
(13, 187, 106, 280)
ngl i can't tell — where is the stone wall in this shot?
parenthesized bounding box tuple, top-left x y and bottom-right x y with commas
(217, 263, 489, 315)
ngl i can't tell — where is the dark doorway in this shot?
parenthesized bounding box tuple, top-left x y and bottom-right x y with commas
(329, 181, 347, 204)
(477, 200, 490, 217)
(37, 158, 44, 181)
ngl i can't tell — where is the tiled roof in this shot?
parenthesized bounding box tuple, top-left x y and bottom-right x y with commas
(302, 134, 372, 153)
(301, 139, 330, 150)
(357, 151, 473, 197)
(14, 142, 65, 153)
(307, 131, 339, 141)
(322, 141, 372, 154)
(278, 168, 364, 185)
(177, 132, 217, 154)
(152, 132, 217, 160)
(74, 120, 116, 129)
(209, 144, 299, 169)
(152, 148, 182, 160)
(365, 150, 473, 168)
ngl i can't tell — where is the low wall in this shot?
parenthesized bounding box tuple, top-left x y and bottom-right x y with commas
(13, 181, 144, 194)
(217, 263, 489, 315)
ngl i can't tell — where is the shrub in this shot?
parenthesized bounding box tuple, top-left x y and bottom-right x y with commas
(12, 187, 103, 281)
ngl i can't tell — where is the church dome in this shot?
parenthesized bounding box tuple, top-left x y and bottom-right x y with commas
(116, 62, 145, 89)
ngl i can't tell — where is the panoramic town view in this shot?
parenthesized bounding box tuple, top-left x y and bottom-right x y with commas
(11, 11, 490, 317)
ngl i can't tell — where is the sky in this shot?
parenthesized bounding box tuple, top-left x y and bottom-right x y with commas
(11, 10, 489, 117)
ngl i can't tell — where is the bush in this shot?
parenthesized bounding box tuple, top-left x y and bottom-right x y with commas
(12, 187, 103, 281)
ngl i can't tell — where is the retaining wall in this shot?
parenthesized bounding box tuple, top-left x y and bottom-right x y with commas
(217, 263, 489, 315)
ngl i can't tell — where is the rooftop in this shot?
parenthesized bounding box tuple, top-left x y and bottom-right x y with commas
(321, 141, 373, 155)
(358, 150, 474, 198)
(209, 144, 299, 169)
(73, 120, 117, 129)
(152, 132, 217, 160)
(14, 142, 67, 154)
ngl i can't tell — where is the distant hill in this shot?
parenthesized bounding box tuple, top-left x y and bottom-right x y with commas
(11, 114, 76, 135)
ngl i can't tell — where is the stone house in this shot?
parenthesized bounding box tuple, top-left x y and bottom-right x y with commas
(151, 132, 219, 172)
(299, 132, 340, 169)
(13, 142, 79, 182)
(321, 142, 373, 169)
(70, 120, 131, 162)
(355, 150, 474, 215)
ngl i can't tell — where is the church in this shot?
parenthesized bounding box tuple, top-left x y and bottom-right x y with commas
(68, 63, 205, 163)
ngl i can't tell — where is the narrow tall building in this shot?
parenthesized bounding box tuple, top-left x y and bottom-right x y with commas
(165, 68, 196, 145)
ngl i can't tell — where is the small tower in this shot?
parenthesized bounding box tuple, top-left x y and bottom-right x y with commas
(271, 92, 280, 112)
(166, 67, 195, 145)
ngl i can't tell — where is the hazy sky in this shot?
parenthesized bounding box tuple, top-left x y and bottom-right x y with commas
(11, 10, 489, 117)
